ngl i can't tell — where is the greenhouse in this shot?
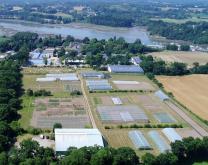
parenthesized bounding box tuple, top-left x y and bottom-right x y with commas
(148, 130, 171, 153)
(155, 90, 169, 101)
(129, 131, 151, 150)
(162, 128, 182, 143)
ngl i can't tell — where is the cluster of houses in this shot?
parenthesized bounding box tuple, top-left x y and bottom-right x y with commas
(29, 48, 60, 66)
(0, 50, 15, 61)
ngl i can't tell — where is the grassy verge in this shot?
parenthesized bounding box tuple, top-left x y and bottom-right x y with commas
(18, 96, 35, 129)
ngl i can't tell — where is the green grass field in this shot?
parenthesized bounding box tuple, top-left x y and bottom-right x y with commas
(18, 96, 35, 129)
(0, 36, 10, 42)
(193, 162, 208, 165)
(151, 16, 208, 24)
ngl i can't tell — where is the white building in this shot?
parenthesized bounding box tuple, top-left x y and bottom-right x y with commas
(55, 129, 104, 152)
(131, 57, 142, 65)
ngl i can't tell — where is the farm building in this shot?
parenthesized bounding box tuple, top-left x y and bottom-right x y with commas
(162, 128, 182, 143)
(108, 65, 144, 73)
(81, 72, 105, 79)
(131, 56, 142, 65)
(148, 130, 171, 153)
(55, 129, 104, 153)
(129, 131, 151, 150)
(155, 90, 169, 101)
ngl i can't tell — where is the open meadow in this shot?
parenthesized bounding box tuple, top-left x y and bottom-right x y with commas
(157, 75, 208, 120)
(150, 51, 208, 67)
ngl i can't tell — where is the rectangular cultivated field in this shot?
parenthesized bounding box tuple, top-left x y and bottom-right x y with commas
(157, 75, 208, 120)
(110, 74, 157, 91)
(31, 97, 90, 128)
(150, 51, 208, 67)
(97, 105, 149, 123)
(23, 74, 81, 93)
(154, 112, 176, 123)
(113, 81, 155, 91)
(176, 128, 201, 139)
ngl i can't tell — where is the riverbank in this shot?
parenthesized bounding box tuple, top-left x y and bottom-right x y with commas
(0, 19, 155, 44)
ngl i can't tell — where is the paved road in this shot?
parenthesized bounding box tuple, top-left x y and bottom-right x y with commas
(166, 101, 208, 137)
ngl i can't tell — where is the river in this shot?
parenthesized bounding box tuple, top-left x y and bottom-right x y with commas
(0, 19, 160, 45)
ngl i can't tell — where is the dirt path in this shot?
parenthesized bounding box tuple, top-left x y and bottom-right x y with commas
(166, 101, 208, 137)
(80, 75, 97, 128)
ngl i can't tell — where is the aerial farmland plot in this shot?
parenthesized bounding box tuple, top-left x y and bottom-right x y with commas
(150, 51, 208, 67)
(23, 74, 81, 94)
(157, 74, 208, 121)
(110, 74, 157, 91)
(83, 73, 200, 154)
(31, 97, 90, 128)
(19, 68, 91, 129)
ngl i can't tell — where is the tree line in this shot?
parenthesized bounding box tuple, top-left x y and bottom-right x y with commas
(0, 136, 207, 165)
(0, 60, 23, 154)
(140, 55, 208, 75)
(147, 21, 208, 44)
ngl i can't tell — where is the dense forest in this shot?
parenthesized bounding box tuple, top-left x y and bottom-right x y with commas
(147, 21, 208, 44)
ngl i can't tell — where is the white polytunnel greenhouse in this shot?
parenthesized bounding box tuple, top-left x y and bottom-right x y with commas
(162, 128, 182, 143)
(129, 130, 151, 150)
(86, 80, 112, 91)
(81, 72, 105, 79)
(148, 130, 171, 153)
(154, 90, 169, 101)
(36, 77, 56, 82)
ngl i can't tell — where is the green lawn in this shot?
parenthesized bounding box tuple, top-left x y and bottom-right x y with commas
(18, 96, 35, 129)
(193, 162, 208, 165)
(0, 36, 10, 42)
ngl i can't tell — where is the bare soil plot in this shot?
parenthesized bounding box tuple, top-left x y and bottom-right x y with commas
(31, 97, 90, 128)
(131, 94, 163, 111)
(99, 96, 130, 106)
(110, 74, 157, 91)
(114, 82, 155, 91)
(157, 75, 208, 120)
(150, 51, 208, 67)
(176, 128, 201, 139)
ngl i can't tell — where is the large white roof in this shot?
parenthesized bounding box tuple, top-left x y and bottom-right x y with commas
(55, 129, 104, 152)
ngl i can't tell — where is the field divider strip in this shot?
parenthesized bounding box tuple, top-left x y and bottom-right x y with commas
(80, 75, 97, 128)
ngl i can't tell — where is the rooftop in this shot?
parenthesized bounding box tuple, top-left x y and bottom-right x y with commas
(55, 129, 104, 152)
(108, 65, 144, 73)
